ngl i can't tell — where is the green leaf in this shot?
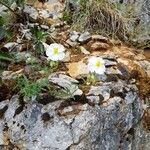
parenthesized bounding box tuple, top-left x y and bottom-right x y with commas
(0, 16, 5, 26)
(17, 75, 49, 100)
(0, 0, 16, 7)
(34, 41, 45, 54)
(0, 27, 6, 40)
(0, 51, 13, 61)
(31, 27, 48, 42)
(15, 0, 25, 8)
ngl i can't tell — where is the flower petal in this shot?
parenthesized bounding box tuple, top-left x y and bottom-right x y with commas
(87, 56, 106, 74)
(95, 66, 106, 74)
(46, 49, 53, 57)
(47, 52, 65, 61)
(48, 54, 60, 61)
(88, 56, 97, 64)
(58, 44, 65, 52)
(43, 42, 50, 50)
(57, 52, 65, 60)
(87, 64, 96, 73)
(50, 43, 65, 52)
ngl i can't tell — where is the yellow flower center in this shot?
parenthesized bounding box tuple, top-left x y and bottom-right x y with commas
(53, 48, 59, 55)
(95, 60, 102, 68)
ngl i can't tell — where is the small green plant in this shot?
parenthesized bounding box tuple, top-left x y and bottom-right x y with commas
(0, 16, 6, 26)
(86, 73, 97, 85)
(25, 59, 59, 77)
(15, 0, 25, 8)
(31, 26, 49, 55)
(63, 9, 72, 23)
(0, 15, 12, 41)
(72, 47, 81, 53)
(48, 60, 58, 72)
(17, 75, 49, 101)
(0, 51, 14, 76)
(0, 51, 13, 61)
(0, 0, 16, 7)
(16, 74, 77, 101)
(53, 84, 78, 99)
(30, 63, 50, 75)
(17, 75, 41, 99)
(0, 0, 25, 9)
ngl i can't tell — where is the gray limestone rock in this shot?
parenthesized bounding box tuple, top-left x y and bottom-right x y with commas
(69, 31, 80, 42)
(48, 73, 83, 98)
(0, 78, 148, 150)
(23, 5, 38, 21)
(78, 32, 91, 43)
(70, 34, 79, 42)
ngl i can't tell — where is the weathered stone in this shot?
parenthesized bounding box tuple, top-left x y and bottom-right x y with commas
(39, 10, 51, 19)
(49, 73, 79, 84)
(67, 60, 89, 78)
(4, 42, 18, 50)
(87, 85, 111, 101)
(104, 58, 117, 67)
(62, 51, 71, 62)
(48, 73, 83, 98)
(80, 46, 90, 54)
(27, 0, 64, 19)
(66, 39, 78, 47)
(40, 25, 49, 30)
(46, 18, 57, 25)
(23, 5, 39, 21)
(92, 34, 108, 43)
(135, 53, 146, 61)
(69, 30, 80, 42)
(131, 124, 150, 150)
(78, 32, 91, 43)
(2, 69, 23, 80)
(0, 80, 146, 150)
(70, 31, 80, 36)
(135, 60, 150, 77)
(15, 52, 32, 62)
(70, 34, 79, 42)
(91, 42, 110, 51)
(106, 67, 121, 75)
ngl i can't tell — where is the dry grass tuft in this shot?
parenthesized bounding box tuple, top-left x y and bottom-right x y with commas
(64, 0, 150, 48)
(71, 0, 128, 41)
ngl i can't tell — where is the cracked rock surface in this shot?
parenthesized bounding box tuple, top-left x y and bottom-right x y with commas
(0, 77, 147, 150)
(0, 0, 150, 149)
(0, 34, 150, 149)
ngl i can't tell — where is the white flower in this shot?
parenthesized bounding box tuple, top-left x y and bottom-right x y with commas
(87, 56, 106, 74)
(43, 42, 65, 61)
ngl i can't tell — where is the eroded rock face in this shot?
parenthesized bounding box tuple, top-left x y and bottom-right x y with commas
(0, 0, 149, 149)
(0, 77, 145, 150)
(0, 25, 150, 149)
(1, 29, 149, 149)
(24, 0, 65, 24)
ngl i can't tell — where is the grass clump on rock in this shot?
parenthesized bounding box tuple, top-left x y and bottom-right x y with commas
(64, 0, 150, 48)
(65, 0, 128, 41)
